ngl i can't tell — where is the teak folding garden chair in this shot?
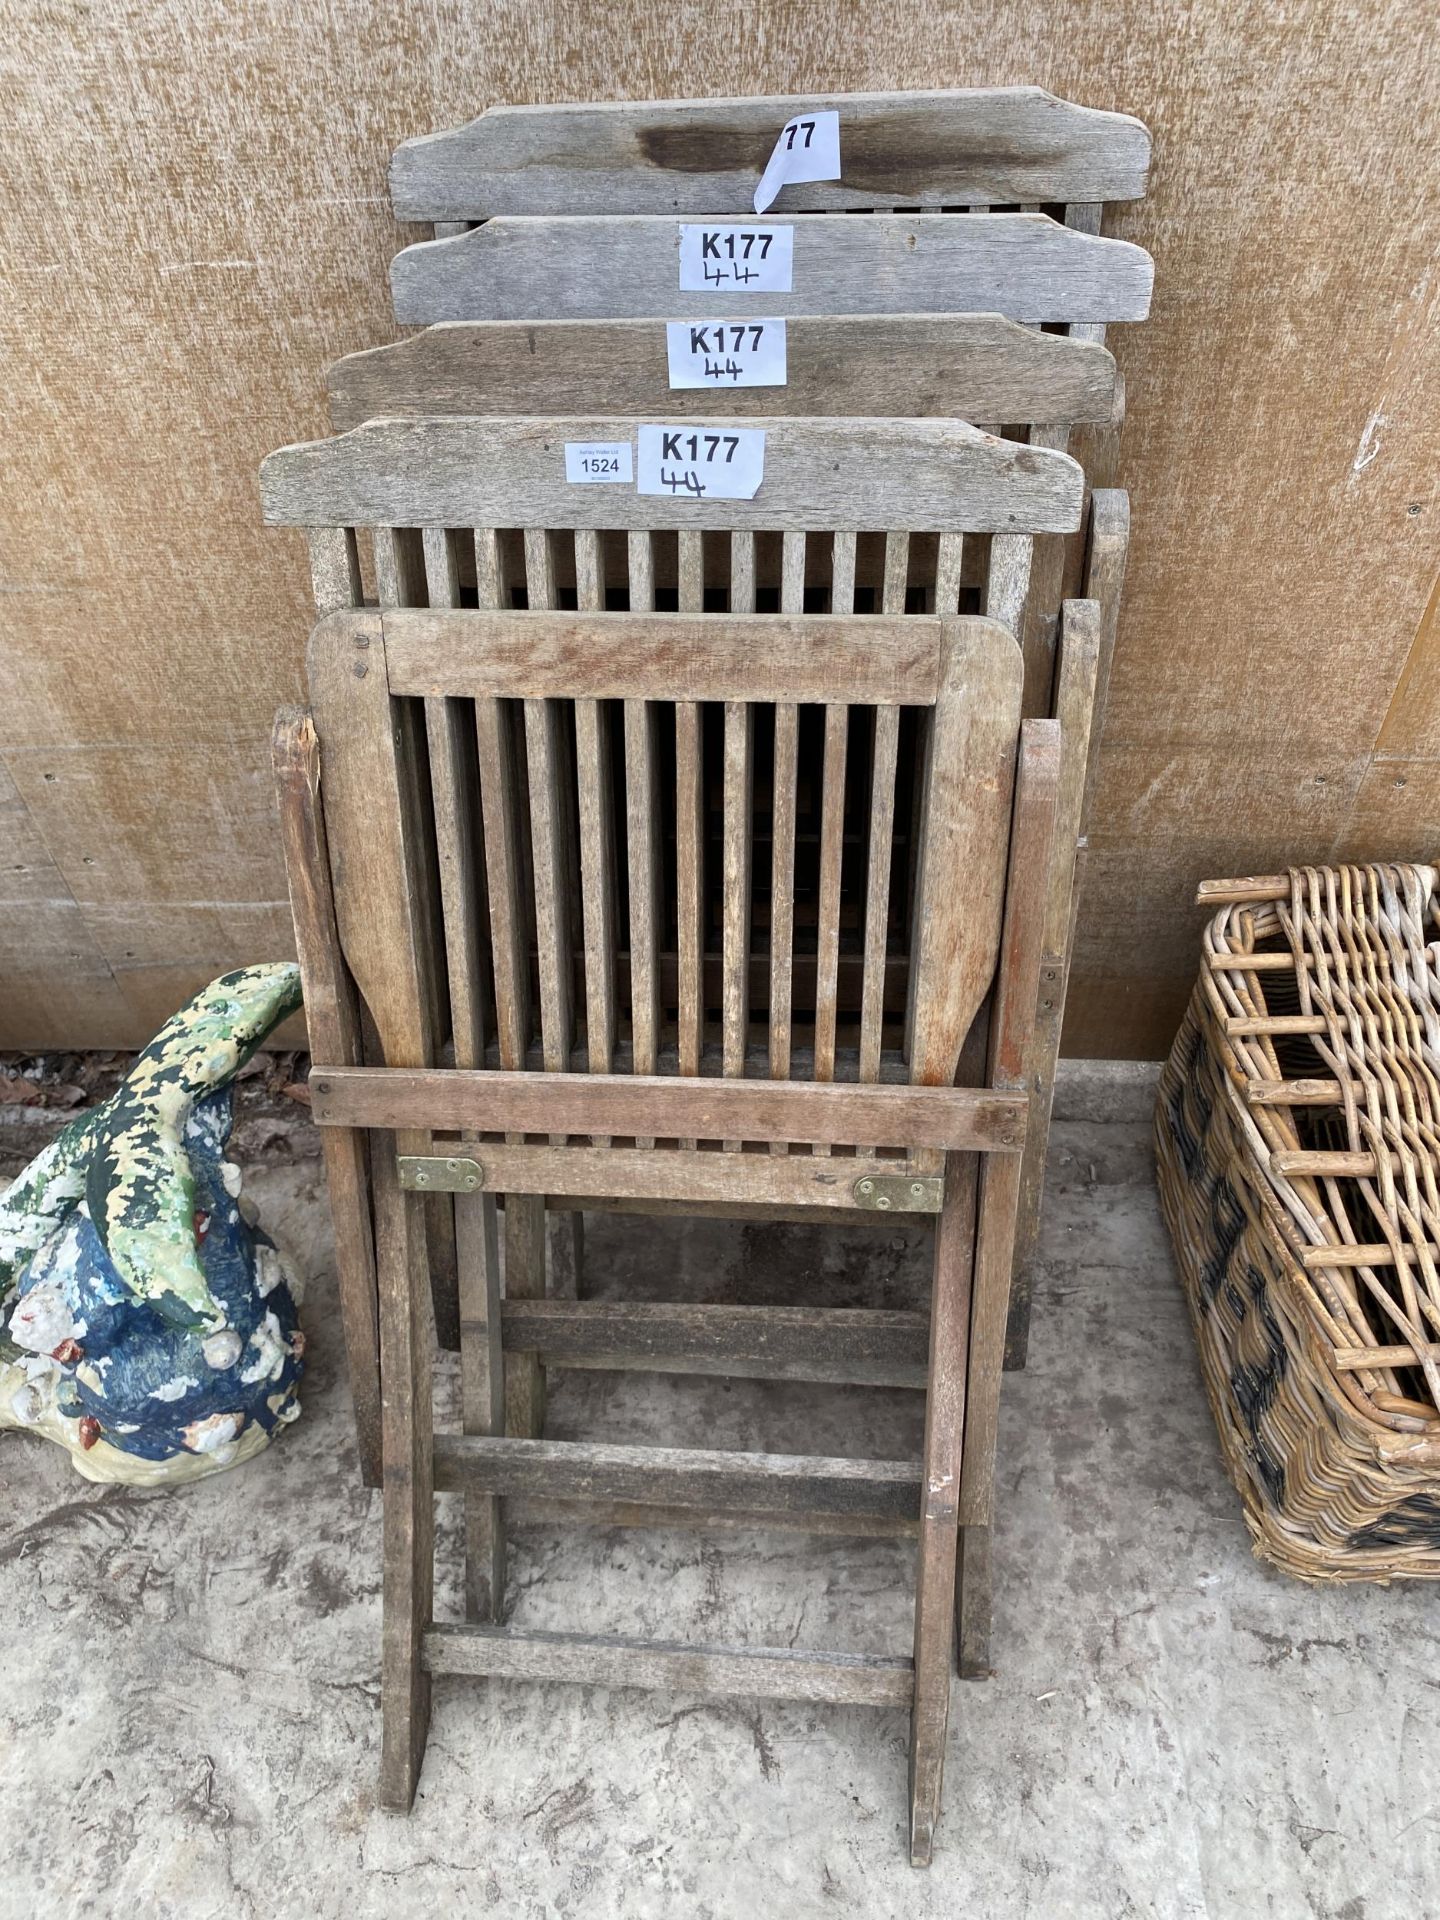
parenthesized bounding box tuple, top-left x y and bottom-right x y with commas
(327, 312, 1135, 1386)
(380, 87, 1151, 1373)
(262, 412, 1078, 1858)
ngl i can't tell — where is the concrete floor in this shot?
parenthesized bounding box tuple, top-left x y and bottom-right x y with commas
(2, 1063, 1433, 1919)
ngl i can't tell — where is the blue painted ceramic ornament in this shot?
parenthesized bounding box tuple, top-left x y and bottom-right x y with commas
(0, 964, 306, 1485)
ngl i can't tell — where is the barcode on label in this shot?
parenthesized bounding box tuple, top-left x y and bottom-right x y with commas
(636, 425, 766, 501)
(678, 224, 794, 294)
(666, 319, 787, 389)
(564, 440, 633, 485)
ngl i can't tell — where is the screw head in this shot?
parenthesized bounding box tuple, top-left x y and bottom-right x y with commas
(857, 1178, 874, 1195)
(877, 1195, 892, 1210)
(911, 1181, 924, 1197)
(414, 1170, 430, 1186)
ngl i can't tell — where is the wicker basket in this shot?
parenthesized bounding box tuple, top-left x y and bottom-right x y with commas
(1157, 862, 1440, 1581)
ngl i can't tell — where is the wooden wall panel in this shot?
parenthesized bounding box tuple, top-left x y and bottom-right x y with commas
(0, 0, 1437, 1057)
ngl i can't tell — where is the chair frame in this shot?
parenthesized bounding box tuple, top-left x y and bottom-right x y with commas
(276, 599, 1058, 1864)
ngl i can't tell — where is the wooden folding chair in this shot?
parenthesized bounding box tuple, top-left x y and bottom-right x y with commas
(327, 329, 1132, 1394)
(262, 413, 1073, 1859)
(380, 88, 1151, 1375)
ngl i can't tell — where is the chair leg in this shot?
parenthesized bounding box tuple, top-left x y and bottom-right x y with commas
(457, 1190, 506, 1621)
(374, 1134, 435, 1811)
(504, 1194, 547, 1438)
(909, 1156, 978, 1866)
(957, 1147, 1028, 1691)
(956, 1524, 994, 1680)
(547, 1206, 584, 1300)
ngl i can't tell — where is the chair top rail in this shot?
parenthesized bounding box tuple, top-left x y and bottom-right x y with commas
(389, 211, 1155, 326)
(390, 87, 1152, 221)
(326, 313, 1117, 433)
(260, 414, 1085, 535)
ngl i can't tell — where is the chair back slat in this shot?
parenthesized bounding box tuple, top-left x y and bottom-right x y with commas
(261, 415, 1084, 536)
(388, 88, 1151, 221)
(326, 313, 1117, 432)
(389, 212, 1153, 327)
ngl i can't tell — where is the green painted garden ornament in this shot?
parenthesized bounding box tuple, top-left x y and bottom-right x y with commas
(0, 964, 306, 1485)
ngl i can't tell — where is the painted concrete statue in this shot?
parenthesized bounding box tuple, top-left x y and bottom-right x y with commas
(0, 963, 306, 1485)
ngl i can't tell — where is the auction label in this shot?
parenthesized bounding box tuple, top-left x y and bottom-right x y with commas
(753, 109, 842, 215)
(666, 318, 787, 388)
(635, 425, 766, 500)
(564, 440, 633, 484)
(678, 224, 794, 293)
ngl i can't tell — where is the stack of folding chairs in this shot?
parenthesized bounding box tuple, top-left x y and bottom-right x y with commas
(262, 86, 1153, 1864)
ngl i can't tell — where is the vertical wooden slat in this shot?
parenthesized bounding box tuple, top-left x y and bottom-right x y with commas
(675, 701, 705, 1086)
(573, 529, 616, 1136)
(934, 532, 965, 615)
(676, 529, 706, 1137)
(730, 530, 756, 613)
(883, 531, 910, 616)
(859, 704, 901, 1083)
(524, 696, 574, 1079)
(306, 525, 361, 614)
(769, 533, 804, 1107)
(625, 531, 658, 1150)
(812, 703, 848, 1108)
(722, 699, 753, 1127)
(831, 531, 857, 613)
(985, 534, 1034, 639)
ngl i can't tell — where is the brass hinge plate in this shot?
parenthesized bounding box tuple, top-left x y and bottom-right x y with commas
(852, 1173, 943, 1214)
(397, 1155, 483, 1193)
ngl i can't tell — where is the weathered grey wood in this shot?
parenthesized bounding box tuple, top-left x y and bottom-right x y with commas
(812, 702, 848, 1099)
(1005, 600, 1101, 1360)
(909, 1152, 978, 1866)
(908, 620, 1024, 1087)
(508, 1494, 915, 1539)
(432, 1433, 922, 1521)
(326, 314, 1117, 431)
(270, 710, 382, 1488)
(447, 1142, 949, 1210)
(956, 723, 1060, 1684)
(311, 1065, 1025, 1149)
(500, 1299, 928, 1387)
(456, 1187, 505, 1622)
(374, 1134, 435, 1811)
(386, 606, 960, 715)
(390, 213, 1154, 327)
(261, 415, 1085, 536)
(423, 1622, 914, 1706)
(956, 1523, 994, 1680)
(389, 88, 1152, 220)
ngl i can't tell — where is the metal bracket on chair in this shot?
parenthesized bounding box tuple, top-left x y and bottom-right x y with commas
(398, 1155, 483, 1193)
(852, 1173, 943, 1214)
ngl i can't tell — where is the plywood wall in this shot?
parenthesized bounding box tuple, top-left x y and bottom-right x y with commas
(2, 0, 1437, 1057)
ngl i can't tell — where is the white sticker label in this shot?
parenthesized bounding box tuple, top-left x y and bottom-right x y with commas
(666, 318, 787, 389)
(753, 109, 842, 214)
(678, 224, 794, 293)
(564, 440, 633, 485)
(636, 425, 766, 501)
